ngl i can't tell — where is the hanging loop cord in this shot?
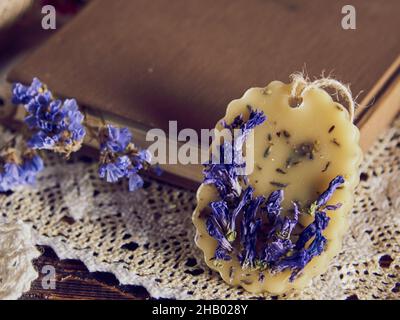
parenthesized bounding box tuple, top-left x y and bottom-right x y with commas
(289, 73, 355, 123)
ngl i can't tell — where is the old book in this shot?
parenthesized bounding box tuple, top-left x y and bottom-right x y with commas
(4, 0, 400, 187)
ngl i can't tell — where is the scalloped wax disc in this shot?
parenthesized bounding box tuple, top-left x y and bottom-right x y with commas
(193, 80, 362, 294)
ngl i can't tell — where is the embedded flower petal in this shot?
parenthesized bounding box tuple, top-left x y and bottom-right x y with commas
(263, 189, 284, 224)
(316, 175, 345, 208)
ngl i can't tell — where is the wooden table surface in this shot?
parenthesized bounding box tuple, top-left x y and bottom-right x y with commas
(21, 246, 150, 300)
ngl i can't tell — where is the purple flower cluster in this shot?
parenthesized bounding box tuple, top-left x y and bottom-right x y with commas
(11, 78, 158, 193)
(204, 108, 266, 264)
(263, 187, 339, 281)
(12, 78, 86, 157)
(204, 108, 345, 280)
(0, 144, 43, 192)
(221, 107, 267, 133)
(308, 175, 344, 215)
(207, 174, 344, 280)
(207, 186, 254, 260)
(239, 191, 264, 268)
(261, 192, 298, 265)
(98, 125, 157, 192)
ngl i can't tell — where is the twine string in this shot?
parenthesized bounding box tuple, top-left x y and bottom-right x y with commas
(289, 73, 355, 123)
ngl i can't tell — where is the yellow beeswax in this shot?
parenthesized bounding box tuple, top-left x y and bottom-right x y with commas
(192, 80, 362, 294)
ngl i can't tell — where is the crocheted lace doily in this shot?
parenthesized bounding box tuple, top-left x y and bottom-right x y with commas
(0, 117, 399, 299)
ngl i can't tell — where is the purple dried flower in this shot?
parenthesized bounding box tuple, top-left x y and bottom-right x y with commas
(127, 172, 144, 192)
(227, 186, 254, 239)
(274, 231, 327, 281)
(239, 218, 262, 268)
(244, 108, 267, 131)
(100, 125, 132, 153)
(221, 114, 244, 130)
(262, 202, 299, 264)
(316, 175, 344, 207)
(98, 125, 156, 192)
(263, 189, 284, 224)
(324, 203, 342, 211)
(206, 171, 344, 278)
(0, 144, 44, 192)
(206, 217, 232, 253)
(203, 142, 242, 200)
(270, 177, 343, 280)
(98, 155, 131, 183)
(263, 239, 294, 264)
(204, 108, 267, 264)
(20, 153, 44, 185)
(207, 188, 266, 266)
(271, 206, 330, 280)
(12, 78, 46, 105)
(210, 201, 230, 231)
(277, 206, 299, 240)
(222, 108, 266, 132)
(209, 185, 254, 243)
(215, 245, 232, 261)
(12, 78, 86, 156)
(295, 211, 330, 250)
(239, 196, 264, 268)
(204, 108, 266, 200)
(308, 175, 344, 215)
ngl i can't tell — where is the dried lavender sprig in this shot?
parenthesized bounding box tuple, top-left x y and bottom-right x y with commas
(207, 174, 343, 281)
(12, 78, 86, 157)
(239, 195, 264, 268)
(274, 230, 328, 282)
(263, 189, 284, 225)
(227, 186, 253, 241)
(12, 79, 157, 192)
(222, 107, 267, 133)
(205, 108, 266, 267)
(206, 216, 233, 253)
(294, 211, 330, 250)
(203, 108, 266, 200)
(203, 142, 242, 200)
(276, 202, 299, 240)
(0, 141, 43, 192)
(214, 245, 232, 261)
(261, 201, 298, 266)
(269, 177, 343, 280)
(308, 175, 344, 215)
(208, 186, 254, 252)
(98, 125, 159, 192)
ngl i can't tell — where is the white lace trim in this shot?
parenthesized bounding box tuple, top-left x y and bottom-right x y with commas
(0, 219, 40, 300)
